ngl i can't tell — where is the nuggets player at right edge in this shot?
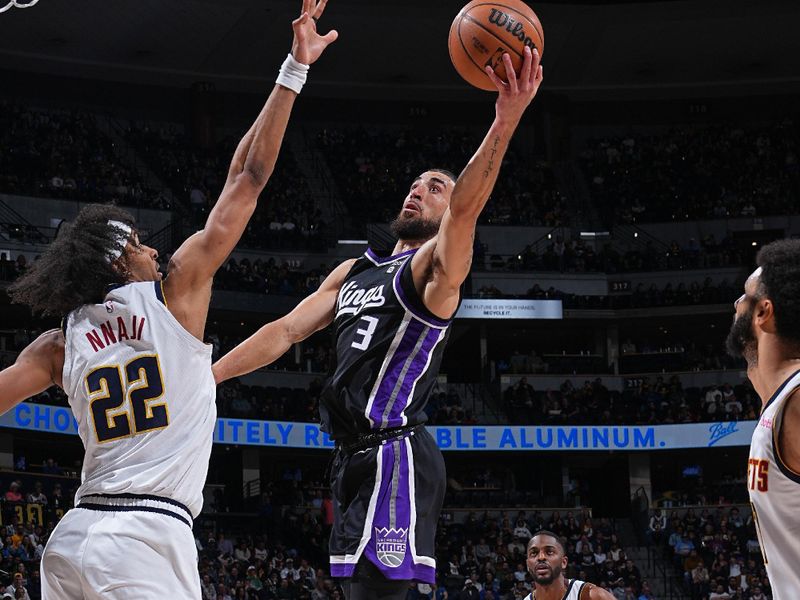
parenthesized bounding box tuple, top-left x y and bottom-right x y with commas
(726, 239, 800, 599)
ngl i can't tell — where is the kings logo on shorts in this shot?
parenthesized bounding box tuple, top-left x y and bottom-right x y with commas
(375, 527, 408, 568)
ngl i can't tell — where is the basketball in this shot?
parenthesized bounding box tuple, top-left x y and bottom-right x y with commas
(448, 0, 544, 91)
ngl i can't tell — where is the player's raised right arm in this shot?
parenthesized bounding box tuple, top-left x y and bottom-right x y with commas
(212, 258, 355, 384)
(167, 0, 338, 288)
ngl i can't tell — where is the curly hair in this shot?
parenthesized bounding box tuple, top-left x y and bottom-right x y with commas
(756, 238, 800, 346)
(9, 204, 136, 316)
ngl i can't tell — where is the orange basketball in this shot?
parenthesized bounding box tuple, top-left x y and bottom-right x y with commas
(448, 0, 544, 91)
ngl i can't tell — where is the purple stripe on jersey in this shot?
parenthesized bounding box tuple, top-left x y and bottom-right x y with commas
(384, 328, 443, 428)
(368, 319, 428, 427)
(393, 260, 451, 328)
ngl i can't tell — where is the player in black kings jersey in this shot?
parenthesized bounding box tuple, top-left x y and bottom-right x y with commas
(214, 47, 544, 600)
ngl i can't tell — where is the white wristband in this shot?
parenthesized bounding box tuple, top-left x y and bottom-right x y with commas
(276, 53, 310, 94)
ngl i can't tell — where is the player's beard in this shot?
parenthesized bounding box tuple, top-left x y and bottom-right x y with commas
(532, 563, 562, 586)
(725, 307, 758, 366)
(390, 211, 441, 242)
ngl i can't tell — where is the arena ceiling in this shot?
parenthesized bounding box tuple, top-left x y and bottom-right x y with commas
(1, 0, 799, 100)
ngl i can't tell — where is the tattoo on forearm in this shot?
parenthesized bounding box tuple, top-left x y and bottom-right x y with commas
(483, 136, 501, 179)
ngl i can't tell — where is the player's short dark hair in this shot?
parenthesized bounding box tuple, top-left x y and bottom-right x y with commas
(9, 203, 136, 317)
(427, 168, 457, 184)
(756, 239, 800, 347)
(528, 529, 565, 554)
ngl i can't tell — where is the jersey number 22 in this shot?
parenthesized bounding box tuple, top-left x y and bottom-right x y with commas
(86, 354, 169, 442)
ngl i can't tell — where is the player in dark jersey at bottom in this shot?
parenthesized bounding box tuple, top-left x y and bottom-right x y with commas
(214, 48, 544, 600)
(525, 531, 614, 600)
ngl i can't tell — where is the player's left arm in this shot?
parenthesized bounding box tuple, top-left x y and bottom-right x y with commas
(162, 0, 337, 338)
(778, 388, 800, 472)
(169, 0, 336, 281)
(0, 330, 64, 415)
(416, 47, 543, 318)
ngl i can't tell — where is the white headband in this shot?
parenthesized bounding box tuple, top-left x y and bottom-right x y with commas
(107, 220, 133, 263)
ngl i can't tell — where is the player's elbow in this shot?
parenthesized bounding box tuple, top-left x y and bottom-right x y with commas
(241, 162, 273, 190)
(281, 317, 306, 346)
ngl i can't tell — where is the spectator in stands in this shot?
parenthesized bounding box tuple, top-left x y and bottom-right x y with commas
(619, 560, 640, 589)
(708, 583, 731, 599)
(217, 533, 234, 557)
(749, 586, 766, 600)
(460, 579, 480, 600)
(25, 483, 46, 506)
(9, 573, 29, 600)
(216, 583, 232, 600)
(4, 483, 22, 504)
(49, 484, 65, 513)
(246, 565, 263, 594)
(234, 541, 251, 565)
(647, 510, 666, 545)
(636, 581, 654, 600)
(512, 520, 532, 544)
(201, 574, 216, 600)
(690, 559, 710, 599)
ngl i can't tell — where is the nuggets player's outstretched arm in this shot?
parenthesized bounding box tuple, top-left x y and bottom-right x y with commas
(163, 0, 337, 340)
(0, 330, 64, 414)
(212, 259, 355, 384)
(414, 47, 543, 319)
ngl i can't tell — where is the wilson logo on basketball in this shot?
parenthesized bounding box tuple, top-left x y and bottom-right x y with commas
(487, 8, 538, 49)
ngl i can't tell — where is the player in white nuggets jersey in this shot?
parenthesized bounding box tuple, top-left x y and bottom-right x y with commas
(215, 47, 544, 600)
(524, 531, 614, 600)
(726, 239, 800, 600)
(0, 5, 338, 596)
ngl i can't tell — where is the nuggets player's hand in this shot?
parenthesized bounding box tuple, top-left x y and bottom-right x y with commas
(484, 46, 543, 123)
(291, 0, 338, 65)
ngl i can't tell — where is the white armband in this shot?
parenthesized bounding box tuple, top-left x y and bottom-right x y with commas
(276, 53, 310, 94)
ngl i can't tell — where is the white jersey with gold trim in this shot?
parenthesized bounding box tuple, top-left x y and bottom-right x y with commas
(748, 369, 800, 600)
(523, 579, 588, 600)
(61, 281, 216, 518)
